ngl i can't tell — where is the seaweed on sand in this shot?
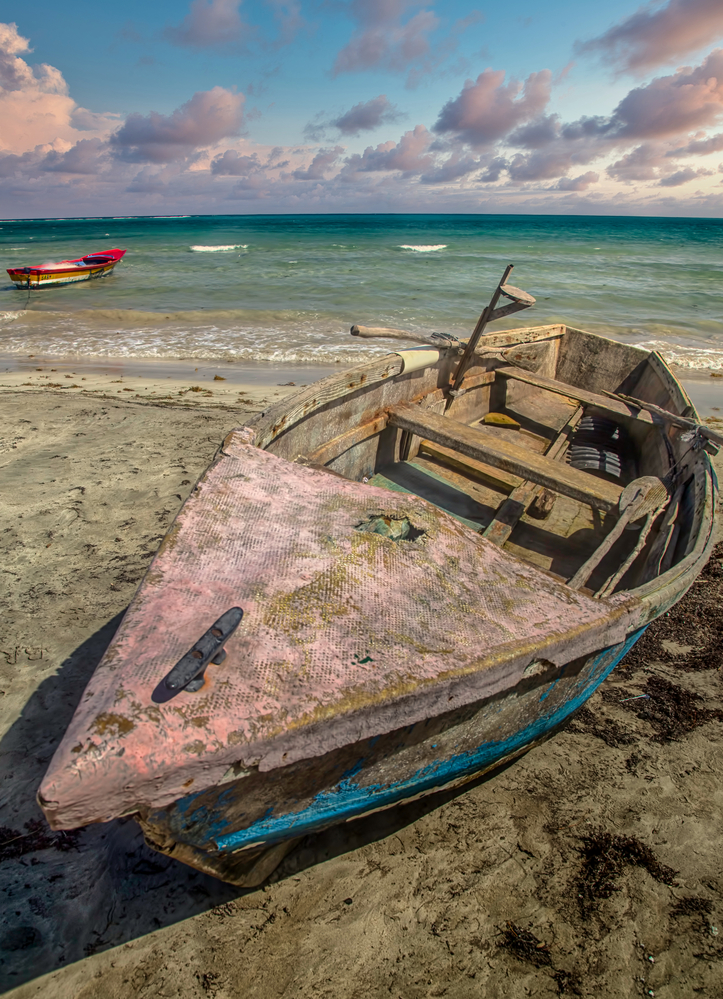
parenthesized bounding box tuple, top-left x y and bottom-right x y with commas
(613, 675, 723, 743)
(576, 830, 677, 916)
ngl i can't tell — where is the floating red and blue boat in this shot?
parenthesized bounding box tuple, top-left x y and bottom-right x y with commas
(7, 248, 125, 289)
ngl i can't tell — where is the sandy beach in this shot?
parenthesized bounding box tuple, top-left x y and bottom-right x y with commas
(1, 361, 722, 999)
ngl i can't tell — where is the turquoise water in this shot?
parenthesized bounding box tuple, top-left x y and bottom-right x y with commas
(1, 214, 722, 368)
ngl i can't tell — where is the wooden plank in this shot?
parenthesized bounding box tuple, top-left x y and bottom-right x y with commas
(483, 408, 583, 546)
(307, 415, 387, 465)
(419, 440, 523, 493)
(495, 365, 655, 426)
(253, 355, 405, 449)
(387, 404, 622, 512)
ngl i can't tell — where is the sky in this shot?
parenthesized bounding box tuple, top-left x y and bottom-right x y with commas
(1, 0, 723, 217)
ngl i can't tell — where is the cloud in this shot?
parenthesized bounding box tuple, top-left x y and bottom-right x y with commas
(610, 50, 723, 138)
(293, 146, 344, 179)
(420, 152, 484, 184)
(578, 0, 723, 73)
(433, 69, 552, 148)
(343, 124, 433, 174)
(0, 21, 113, 154)
(332, 1, 440, 81)
(333, 95, 402, 135)
(164, 0, 252, 52)
(305, 94, 403, 140)
(666, 132, 723, 156)
(550, 171, 599, 191)
(607, 143, 668, 182)
(211, 150, 262, 175)
(0, 20, 38, 90)
(659, 165, 713, 185)
(485, 51, 723, 185)
(110, 87, 245, 163)
(41, 138, 107, 175)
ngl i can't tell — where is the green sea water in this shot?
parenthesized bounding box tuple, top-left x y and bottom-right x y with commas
(0, 213, 721, 369)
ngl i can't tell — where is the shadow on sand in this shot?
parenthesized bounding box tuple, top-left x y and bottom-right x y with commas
(0, 613, 522, 992)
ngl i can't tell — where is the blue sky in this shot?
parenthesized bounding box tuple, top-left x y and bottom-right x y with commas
(1, 0, 723, 217)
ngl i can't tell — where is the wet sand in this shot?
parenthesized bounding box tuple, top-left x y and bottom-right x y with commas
(1, 371, 722, 999)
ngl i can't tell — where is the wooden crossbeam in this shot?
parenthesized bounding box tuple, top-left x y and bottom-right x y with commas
(387, 404, 622, 512)
(483, 408, 584, 546)
(494, 366, 656, 425)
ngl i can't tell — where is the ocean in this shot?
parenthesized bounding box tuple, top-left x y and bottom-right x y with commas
(1, 214, 722, 370)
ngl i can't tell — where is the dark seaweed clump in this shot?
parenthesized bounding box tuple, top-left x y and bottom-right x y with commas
(576, 831, 677, 915)
(610, 675, 723, 743)
(0, 819, 80, 863)
(620, 542, 723, 674)
(670, 896, 713, 918)
(498, 921, 552, 968)
(566, 704, 638, 748)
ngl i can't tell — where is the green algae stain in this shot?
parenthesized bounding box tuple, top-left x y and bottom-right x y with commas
(90, 712, 135, 738)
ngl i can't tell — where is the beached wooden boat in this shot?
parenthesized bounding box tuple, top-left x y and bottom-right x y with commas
(38, 271, 719, 887)
(7, 248, 125, 288)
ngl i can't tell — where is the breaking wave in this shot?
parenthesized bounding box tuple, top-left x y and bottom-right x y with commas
(190, 244, 248, 252)
(398, 244, 448, 252)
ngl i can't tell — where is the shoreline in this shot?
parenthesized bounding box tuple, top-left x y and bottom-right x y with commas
(0, 353, 340, 411)
(1, 351, 722, 418)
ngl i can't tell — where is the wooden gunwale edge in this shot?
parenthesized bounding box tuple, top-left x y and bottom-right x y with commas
(630, 463, 718, 623)
(248, 325, 568, 448)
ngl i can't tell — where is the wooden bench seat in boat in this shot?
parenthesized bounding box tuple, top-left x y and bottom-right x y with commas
(387, 403, 623, 512)
(494, 366, 657, 426)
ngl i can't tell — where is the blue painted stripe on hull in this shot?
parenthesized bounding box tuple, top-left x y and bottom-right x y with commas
(181, 628, 647, 854)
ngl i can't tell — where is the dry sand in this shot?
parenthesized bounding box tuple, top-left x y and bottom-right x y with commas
(1, 370, 723, 999)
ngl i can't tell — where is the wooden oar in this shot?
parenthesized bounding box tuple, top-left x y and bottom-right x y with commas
(568, 476, 669, 592)
(350, 325, 464, 349)
(595, 494, 669, 597)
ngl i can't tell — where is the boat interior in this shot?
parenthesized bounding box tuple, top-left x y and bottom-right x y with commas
(255, 324, 715, 601)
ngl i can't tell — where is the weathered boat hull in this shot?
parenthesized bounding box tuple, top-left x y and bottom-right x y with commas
(37, 322, 718, 886)
(138, 626, 647, 885)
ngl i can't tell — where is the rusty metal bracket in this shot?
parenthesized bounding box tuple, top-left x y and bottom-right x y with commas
(163, 607, 243, 693)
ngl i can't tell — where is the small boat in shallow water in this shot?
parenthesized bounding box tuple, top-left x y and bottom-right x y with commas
(38, 270, 719, 887)
(7, 248, 125, 288)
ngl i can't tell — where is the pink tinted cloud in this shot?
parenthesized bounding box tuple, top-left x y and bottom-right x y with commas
(551, 171, 599, 191)
(659, 165, 713, 185)
(110, 87, 245, 163)
(211, 150, 262, 175)
(0, 21, 116, 154)
(578, 0, 723, 73)
(41, 138, 108, 175)
(612, 50, 723, 138)
(607, 143, 667, 182)
(293, 146, 344, 179)
(344, 124, 433, 174)
(332, 1, 439, 79)
(164, 0, 252, 51)
(433, 69, 552, 148)
(667, 132, 723, 155)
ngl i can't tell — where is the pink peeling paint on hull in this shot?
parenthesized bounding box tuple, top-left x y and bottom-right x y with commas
(38, 435, 639, 830)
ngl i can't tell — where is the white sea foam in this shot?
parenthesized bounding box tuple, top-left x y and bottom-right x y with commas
(398, 244, 447, 252)
(635, 339, 723, 371)
(190, 244, 248, 252)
